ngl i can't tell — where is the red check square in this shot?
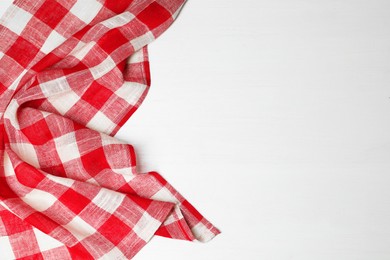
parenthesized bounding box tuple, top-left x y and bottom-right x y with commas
(34, 1, 68, 29)
(58, 188, 91, 215)
(80, 147, 110, 176)
(81, 82, 113, 110)
(20, 118, 53, 145)
(136, 2, 172, 30)
(6, 36, 40, 67)
(98, 28, 129, 54)
(98, 215, 132, 244)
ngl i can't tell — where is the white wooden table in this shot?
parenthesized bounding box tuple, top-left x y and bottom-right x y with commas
(1, 1, 390, 259)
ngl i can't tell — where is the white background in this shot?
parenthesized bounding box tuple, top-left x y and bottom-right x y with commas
(2, 1, 390, 259)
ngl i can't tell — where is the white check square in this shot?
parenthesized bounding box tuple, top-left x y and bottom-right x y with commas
(3, 151, 15, 177)
(71, 41, 94, 60)
(92, 188, 125, 214)
(115, 82, 146, 105)
(10, 142, 40, 168)
(44, 77, 80, 115)
(132, 212, 160, 241)
(22, 189, 57, 212)
(63, 216, 96, 241)
(33, 228, 63, 252)
(90, 56, 116, 80)
(130, 32, 154, 50)
(101, 12, 134, 29)
(41, 30, 67, 54)
(70, 0, 103, 24)
(54, 132, 80, 163)
(0, 236, 15, 259)
(86, 111, 115, 133)
(0, 6, 33, 35)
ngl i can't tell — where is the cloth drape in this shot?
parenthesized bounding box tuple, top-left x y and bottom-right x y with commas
(0, 0, 220, 259)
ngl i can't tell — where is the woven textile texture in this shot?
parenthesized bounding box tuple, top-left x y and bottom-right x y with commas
(0, 0, 220, 259)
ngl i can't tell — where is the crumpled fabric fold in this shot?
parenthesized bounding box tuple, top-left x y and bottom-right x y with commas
(0, 0, 220, 259)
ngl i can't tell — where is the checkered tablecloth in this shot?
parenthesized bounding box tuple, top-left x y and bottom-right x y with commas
(0, 0, 220, 258)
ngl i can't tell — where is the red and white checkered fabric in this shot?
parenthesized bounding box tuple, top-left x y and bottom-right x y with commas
(0, 0, 220, 259)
